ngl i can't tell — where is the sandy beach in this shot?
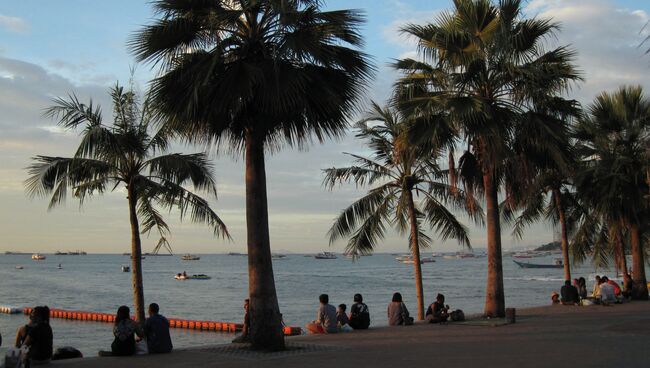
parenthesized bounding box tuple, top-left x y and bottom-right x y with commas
(50, 301, 650, 368)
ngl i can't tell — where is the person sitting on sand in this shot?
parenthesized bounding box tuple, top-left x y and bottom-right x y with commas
(606, 278, 623, 301)
(232, 299, 250, 343)
(14, 306, 53, 365)
(144, 303, 172, 354)
(425, 293, 449, 323)
(110, 306, 144, 356)
(560, 280, 580, 305)
(591, 275, 602, 298)
(305, 294, 338, 334)
(349, 293, 370, 330)
(337, 304, 350, 329)
(599, 277, 617, 305)
(387, 292, 412, 326)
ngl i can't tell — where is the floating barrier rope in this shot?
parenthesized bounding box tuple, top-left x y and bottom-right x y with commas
(18, 307, 302, 336)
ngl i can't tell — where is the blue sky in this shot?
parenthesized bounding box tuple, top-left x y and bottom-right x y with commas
(1, 0, 649, 254)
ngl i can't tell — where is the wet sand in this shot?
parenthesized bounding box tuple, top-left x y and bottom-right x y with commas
(52, 301, 650, 368)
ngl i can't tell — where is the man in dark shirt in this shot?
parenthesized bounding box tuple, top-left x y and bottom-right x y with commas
(425, 294, 449, 323)
(144, 303, 172, 353)
(560, 280, 580, 305)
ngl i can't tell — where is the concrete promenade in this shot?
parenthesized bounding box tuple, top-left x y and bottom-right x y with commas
(53, 302, 650, 368)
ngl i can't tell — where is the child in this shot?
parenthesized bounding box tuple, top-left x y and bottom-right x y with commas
(337, 304, 350, 329)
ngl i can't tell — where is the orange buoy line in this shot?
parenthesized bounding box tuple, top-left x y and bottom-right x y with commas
(22, 307, 302, 336)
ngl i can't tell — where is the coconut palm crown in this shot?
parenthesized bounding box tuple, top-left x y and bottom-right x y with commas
(25, 84, 230, 323)
(394, 0, 581, 316)
(324, 102, 479, 320)
(129, 0, 373, 350)
(573, 85, 649, 300)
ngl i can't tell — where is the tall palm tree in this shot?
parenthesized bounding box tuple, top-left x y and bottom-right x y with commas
(574, 85, 649, 300)
(324, 102, 477, 320)
(394, 0, 580, 316)
(129, 0, 373, 349)
(25, 84, 230, 323)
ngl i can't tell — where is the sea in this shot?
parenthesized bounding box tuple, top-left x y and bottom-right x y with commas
(0, 252, 631, 357)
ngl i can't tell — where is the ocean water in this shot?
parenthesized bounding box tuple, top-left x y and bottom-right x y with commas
(0, 253, 628, 357)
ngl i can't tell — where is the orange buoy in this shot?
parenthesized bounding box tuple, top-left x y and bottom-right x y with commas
(208, 322, 216, 331)
(181, 320, 189, 329)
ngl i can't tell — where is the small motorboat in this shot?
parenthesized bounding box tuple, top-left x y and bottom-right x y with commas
(57, 264, 63, 270)
(181, 254, 200, 261)
(314, 252, 337, 259)
(513, 260, 563, 269)
(31, 253, 46, 260)
(271, 253, 287, 259)
(15, 265, 23, 270)
(400, 256, 436, 264)
(121, 265, 130, 272)
(175, 273, 211, 280)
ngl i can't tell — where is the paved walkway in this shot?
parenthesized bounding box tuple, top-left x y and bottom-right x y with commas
(53, 302, 650, 368)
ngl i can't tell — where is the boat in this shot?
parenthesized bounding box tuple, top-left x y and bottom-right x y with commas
(399, 256, 436, 264)
(121, 265, 130, 272)
(57, 264, 62, 270)
(31, 253, 46, 260)
(314, 252, 337, 259)
(513, 260, 563, 269)
(15, 265, 23, 270)
(395, 254, 412, 261)
(175, 273, 211, 280)
(227, 252, 245, 256)
(271, 253, 287, 259)
(181, 254, 200, 261)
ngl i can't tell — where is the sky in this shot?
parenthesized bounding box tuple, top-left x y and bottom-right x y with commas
(0, 0, 649, 254)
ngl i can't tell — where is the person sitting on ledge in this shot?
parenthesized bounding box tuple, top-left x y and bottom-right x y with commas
(348, 293, 370, 330)
(560, 280, 580, 305)
(337, 304, 350, 329)
(551, 292, 560, 304)
(109, 306, 144, 356)
(577, 277, 588, 300)
(387, 292, 412, 326)
(599, 277, 617, 305)
(591, 275, 602, 298)
(232, 299, 250, 343)
(305, 294, 337, 334)
(425, 294, 449, 323)
(144, 303, 172, 353)
(15, 306, 53, 365)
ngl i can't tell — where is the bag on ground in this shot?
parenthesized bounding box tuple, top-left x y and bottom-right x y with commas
(450, 309, 465, 322)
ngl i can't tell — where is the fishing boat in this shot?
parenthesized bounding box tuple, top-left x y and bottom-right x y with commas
(121, 265, 130, 272)
(31, 253, 46, 260)
(513, 259, 563, 269)
(314, 252, 337, 259)
(181, 254, 200, 261)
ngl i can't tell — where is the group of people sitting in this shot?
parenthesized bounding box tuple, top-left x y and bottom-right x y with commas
(4, 302, 172, 366)
(304, 292, 461, 334)
(553, 274, 630, 306)
(305, 293, 371, 334)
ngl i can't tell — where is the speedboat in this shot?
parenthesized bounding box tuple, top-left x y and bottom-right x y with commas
(181, 254, 200, 261)
(399, 256, 436, 264)
(121, 265, 130, 272)
(175, 273, 211, 280)
(314, 252, 337, 259)
(15, 265, 23, 270)
(31, 253, 46, 260)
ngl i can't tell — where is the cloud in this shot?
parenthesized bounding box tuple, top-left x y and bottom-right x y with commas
(0, 14, 29, 33)
(525, 0, 650, 104)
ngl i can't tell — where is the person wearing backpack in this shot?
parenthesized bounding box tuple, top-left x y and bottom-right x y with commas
(349, 294, 370, 330)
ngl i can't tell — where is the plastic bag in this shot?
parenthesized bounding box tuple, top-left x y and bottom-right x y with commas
(135, 340, 148, 355)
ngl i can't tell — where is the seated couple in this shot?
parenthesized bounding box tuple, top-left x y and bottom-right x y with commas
(102, 303, 172, 356)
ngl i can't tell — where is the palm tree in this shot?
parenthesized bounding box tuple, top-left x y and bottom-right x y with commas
(129, 0, 373, 350)
(324, 103, 476, 320)
(25, 84, 230, 323)
(574, 85, 649, 300)
(394, 0, 580, 316)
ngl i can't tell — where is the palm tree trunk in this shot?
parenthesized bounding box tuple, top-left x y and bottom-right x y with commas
(127, 185, 145, 324)
(553, 189, 571, 281)
(629, 222, 648, 300)
(244, 130, 285, 351)
(405, 189, 424, 320)
(613, 227, 627, 279)
(483, 171, 505, 317)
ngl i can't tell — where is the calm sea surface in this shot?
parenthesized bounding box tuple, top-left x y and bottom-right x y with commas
(0, 253, 631, 356)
